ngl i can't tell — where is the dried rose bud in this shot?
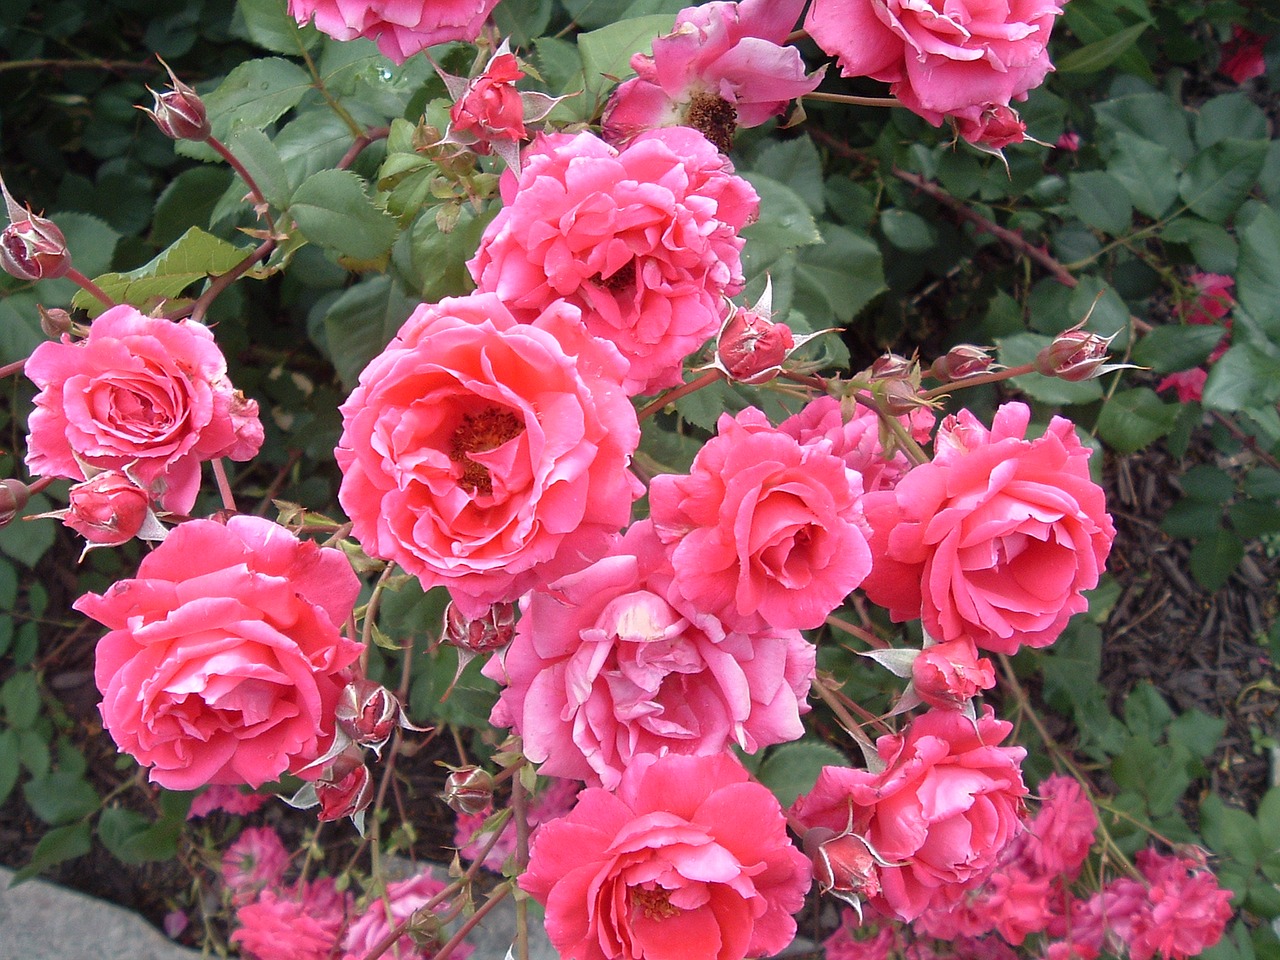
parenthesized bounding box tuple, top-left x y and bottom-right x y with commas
(38, 305, 73, 339)
(64, 472, 150, 546)
(929, 344, 994, 382)
(911, 638, 996, 709)
(0, 479, 30, 527)
(803, 826, 882, 908)
(336, 678, 401, 753)
(315, 763, 373, 823)
(1, 211, 70, 282)
(716, 303, 795, 384)
(443, 600, 516, 654)
(140, 58, 210, 142)
(878, 378, 922, 417)
(442, 765, 494, 816)
(1034, 326, 1120, 382)
(869, 353, 912, 381)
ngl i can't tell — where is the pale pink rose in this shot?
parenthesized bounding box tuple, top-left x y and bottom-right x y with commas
(521, 752, 811, 960)
(24, 305, 262, 514)
(287, 0, 500, 63)
(468, 128, 758, 395)
(336, 293, 641, 617)
(791, 707, 1029, 922)
(860, 402, 1115, 655)
(76, 516, 363, 791)
(232, 878, 350, 960)
(62, 472, 149, 546)
(484, 521, 815, 788)
(602, 0, 821, 151)
(805, 0, 1066, 127)
(911, 637, 995, 708)
(340, 870, 470, 960)
(779, 395, 932, 493)
(222, 827, 290, 905)
(650, 407, 871, 633)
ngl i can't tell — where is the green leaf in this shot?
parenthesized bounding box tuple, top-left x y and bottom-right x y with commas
(1228, 500, 1280, 536)
(1122, 682, 1173, 740)
(1160, 217, 1238, 273)
(0, 492, 55, 568)
(17, 729, 50, 779)
(98, 807, 180, 864)
(207, 57, 312, 136)
(289, 169, 399, 260)
(1095, 93, 1194, 165)
(757, 741, 848, 808)
(578, 15, 676, 106)
(1179, 139, 1269, 223)
(1202, 793, 1265, 865)
(1132, 324, 1225, 373)
(1167, 709, 1226, 760)
(1236, 203, 1280, 338)
(150, 167, 234, 247)
(23, 770, 100, 825)
(1161, 499, 1222, 540)
(225, 125, 291, 209)
(1056, 22, 1148, 74)
(1068, 171, 1133, 235)
(0, 729, 18, 807)
(1107, 131, 1179, 218)
(563, 0, 685, 30)
(492, 0, 553, 47)
(1095, 388, 1180, 454)
(750, 137, 825, 215)
(235, 0, 319, 54)
(792, 223, 885, 325)
(11, 822, 92, 884)
(880, 208, 938, 251)
(1180, 464, 1236, 503)
(1202, 344, 1280, 413)
(1, 671, 40, 729)
(321, 275, 418, 390)
(1197, 93, 1269, 149)
(1189, 528, 1244, 592)
(741, 173, 822, 250)
(998, 333, 1105, 405)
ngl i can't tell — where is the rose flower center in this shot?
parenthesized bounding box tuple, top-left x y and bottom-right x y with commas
(685, 91, 738, 154)
(448, 407, 525, 496)
(631, 885, 680, 921)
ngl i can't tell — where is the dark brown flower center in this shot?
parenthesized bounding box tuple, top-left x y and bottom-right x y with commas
(449, 407, 524, 496)
(685, 92, 738, 155)
(599, 259, 636, 293)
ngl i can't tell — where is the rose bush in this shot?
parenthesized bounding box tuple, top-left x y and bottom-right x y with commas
(76, 515, 363, 790)
(286, 0, 501, 63)
(521, 752, 811, 960)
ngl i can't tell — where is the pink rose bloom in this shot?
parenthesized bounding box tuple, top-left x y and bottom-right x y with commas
(602, 0, 821, 151)
(222, 826, 290, 905)
(651, 407, 871, 633)
(1156, 367, 1209, 404)
(780, 395, 932, 493)
(341, 870, 469, 960)
(791, 707, 1029, 922)
(860, 402, 1115, 655)
(822, 914, 902, 960)
(62, 472, 150, 546)
(76, 516, 363, 791)
(911, 637, 995, 709)
(336, 293, 641, 616)
(1178, 272, 1234, 325)
(805, 0, 1066, 127)
(1220, 26, 1268, 84)
(468, 128, 758, 395)
(1021, 775, 1096, 878)
(1125, 849, 1234, 960)
(232, 878, 350, 960)
(24, 305, 262, 514)
(521, 752, 811, 960)
(484, 521, 815, 788)
(187, 783, 270, 819)
(450, 51, 526, 143)
(287, 0, 500, 63)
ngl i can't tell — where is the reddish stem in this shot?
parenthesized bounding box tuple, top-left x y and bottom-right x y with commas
(65, 268, 115, 308)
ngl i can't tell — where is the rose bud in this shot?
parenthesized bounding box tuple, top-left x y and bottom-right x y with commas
(0, 210, 70, 282)
(315, 762, 373, 824)
(450, 51, 527, 144)
(878, 378, 923, 417)
(869, 353, 913, 381)
(716, 302, 795, 384)
(38, 305, 73, 339)
(443, 600, 516, 654)
(1034, 324, 1134, 382)
(955, 104, 1027, 150)
(0, 479, 30, 528)
(911, 638, 996, 709)
(335, 678, 401, 753)
(63, 472, 150, 546)
(442, 765, 494, 816)
(803, 826, 883, 910)
(929, 344, 994, 382)
(140, 57, 210, 142)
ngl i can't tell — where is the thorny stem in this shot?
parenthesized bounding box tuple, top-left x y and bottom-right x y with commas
(210, 458, 237, 513)
(0, 358, 27, 379)
(637, 368, 725, 421)
(65, 267, 115, 308)
(208, 136, 278, 234)
(430, 885, 514, 960)
(804, 92, 902, 108)
(0, 57, 153, 73)
(339, 126, 390, 171)
(513, 770, 532, 960)
(919, 362, 1038, 401)
(360, 563, 401, 671)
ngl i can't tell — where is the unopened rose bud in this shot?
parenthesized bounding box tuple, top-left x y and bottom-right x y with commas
(315, 763, 373, 823)
(444, 600, 516, 654)
(878, 378, 922, 417)
(140, 58, 210, 142)
(956, 104, 1026, 150)
(38, 305, 73, 339)
(716, 304, 795, 384)
(911, 638, 996, 709)
(1035, 326, 1120, 382)
(442, 765, 494, 815)
(869, 353, 912, 381)
(803, 827, 882, 908)
(0, 479, 30, 527)
(450, 52, 527, 145)
(64, 472, 149, 546)
(336, 679, 401, 753)
(929, 344, 994, 382)
(1, 211, 70, 282)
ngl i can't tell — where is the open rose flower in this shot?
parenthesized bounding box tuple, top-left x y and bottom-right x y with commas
(791, 706, 1029, 922)
(522, 752, 811, 960)
(468, 128, 758, 395)
(650, 407, 871, 633)
(860, 403, 1114, 655)
(805, 0, 1066, 128)
(336, 292, 642, 616)
(76, 516, 363, 791)
(484, 521, 815, 788)
(287, 0, 500, 63)
(25, 305, 263, 514)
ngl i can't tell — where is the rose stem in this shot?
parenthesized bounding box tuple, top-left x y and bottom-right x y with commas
(210, 457, 237, 512)
(185, 238, 275, 324)
(513, 769, 532, 960)
(824, 613, 888, 649)
(809, 674, 879, 756)
(918, 362, 1037, 401)
(338, 126, 389, 171)
(803, 92, 902, 108)
(637, 368, 725, 421)
(207, 135, 277, 234)
(65, 268, 115, 308)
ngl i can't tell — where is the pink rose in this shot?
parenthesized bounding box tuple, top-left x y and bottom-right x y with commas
(650, 407, 871, 633)
(450, 51, 526, 144)
(805, 0, 1066, 126)
(911, 638, 995, 709)
(954, 104, 1027, 149)
(791, 707, 1029, 922)
(521, 752, 811, 960)
(286, 0, 500, 63)
(1220, 26, 1268, 85)
(484, 522, 815, 788)
(860, 403, 1115, 655)
(25, 305, 263, 514)
(468, 128, 758, 395)
(602, 0, 821, 151)
(76, 515, 363, 791)
(62, 472, 150, 546)
(340, 870, 468, 960)
(222, 827, 290, 906)
(336, 293, 641, 616)
(233, 878, 350, 960)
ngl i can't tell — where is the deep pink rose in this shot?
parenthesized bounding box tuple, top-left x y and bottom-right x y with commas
(468, 128, 758, 395)
(805, 0, 1066, 126)
(954, 104, 1027, 149)
(484, 522, 815, 788)
(450, 52, 526, 144)
(76, 516, 363, 791)
(650, 407, 871, 633)
(860, 403, 1114, 655)
(286, 0, 500, 63)
(1220, 26, 1268, 85)
(911, 638, 995, 709)
(791, 707, 1028, 922)
(336, 293, 641, 616)
(602, 0, 821, 151)
(233, 878, 350, 960)
(63, 472, 150, 546)
(25, 305, 263, 514)
(522, 752, 811, 960)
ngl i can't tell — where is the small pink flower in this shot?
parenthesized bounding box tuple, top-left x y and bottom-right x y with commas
(187, 784, 270, 819)
(651, 407, 871, 632)
(1156, 368, 1209, 404)
(1055, 131, 1081, 151)
(823, 914, 902, 960)
(1127, 849, 1234, 960)
(1178, 273, 1234, 325)
(232, 879, 350, 960)
(336, 293, 641, 616)
(222, 827, 290, 905)
(1220, 26, 1268, 84)
(340, 870, 469, 960)
(62, 472, 150, 546)
(76, 516, 363, 790)
(521, 752, 811, 960)
(468, 128, 758, 395)
(287, 0, 501, 64)
(25, 305, 263, 514)
(779, 395, 933, 493)
(603, 0, 821, 150)
(1022, 775, 1097, 878)
(911, 638, 996, 708)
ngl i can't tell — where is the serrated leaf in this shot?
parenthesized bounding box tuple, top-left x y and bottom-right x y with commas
(880, 208, 938, 251)
(1069, 171, 1133, 235)
(751, 137, 824, 215)
(1159, 217, 1237, 273)
(322, 275, 417, 390)
(208, 57, 312, 137)
(757, 741, 848, 808)
(1236, 203, 1280, 338)
(1107, 131, 1179, 218)
(1096, 388, 1180, 454)
(1, 671, 40, 728)
(236, 0, 319, 54)
(1179, 139, 1269, 224)
(0, 492, 55, 568)
(741, 173, 822, 250)
(1131, 324, 1225, 373)
(792, 223, 885, 324)
(1057, 22, 1148, 74)
(578, 15, 675, 106)
(1095, 93, 1194, 165)
(1189, 528, 1244, 592)
(1196, 93, 1268, 149)
(11, 822, 92, 884)
(225, 125, 291, 209)
(98, 806, 180, 864)
(0, 730, 18, 807)
(563, 0, 685, 30)
(289, 169, 399, 260)
(23, 770, 100, 825)
(1202, 344, 1280, 413)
